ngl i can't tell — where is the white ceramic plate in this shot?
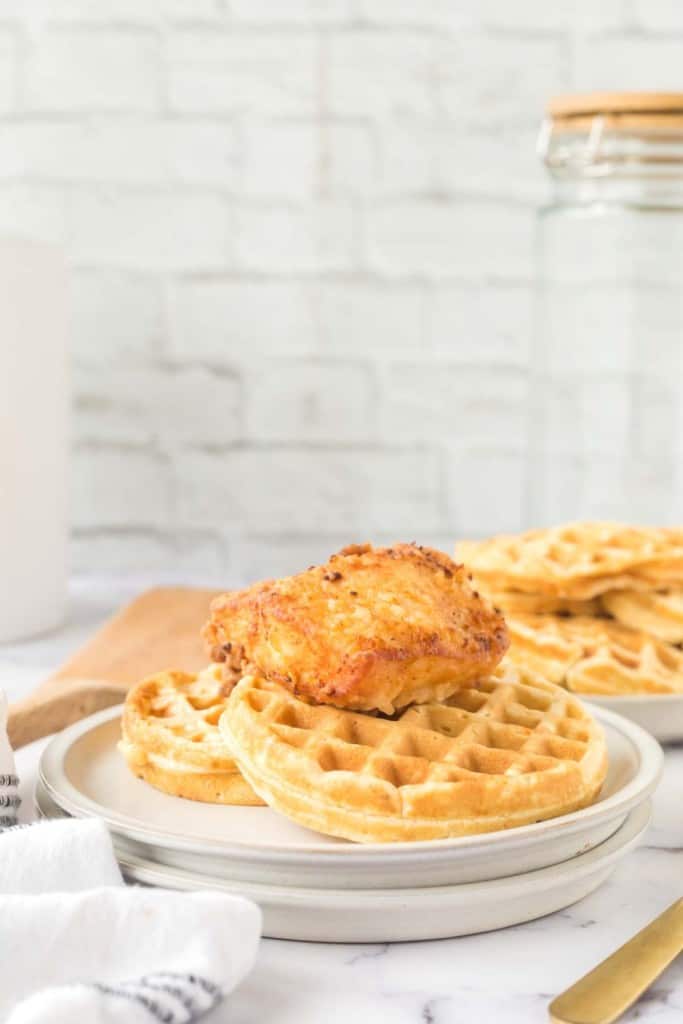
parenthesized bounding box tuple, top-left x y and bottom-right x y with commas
(113, 803, 652, 942)
(38, 704, 661, 890)
(583, 693, 683, 745)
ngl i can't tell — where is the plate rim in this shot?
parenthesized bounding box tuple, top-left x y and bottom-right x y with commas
(115, 800, 651, 902)
(584, 692, 683, 706)
(38, 702, 662, 860)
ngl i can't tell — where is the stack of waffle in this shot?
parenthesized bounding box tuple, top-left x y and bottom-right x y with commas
(457, 522, 683, 697)
(120, 542, 608, 843)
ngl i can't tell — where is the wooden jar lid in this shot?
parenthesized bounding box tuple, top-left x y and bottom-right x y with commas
(547, 93, 683, 132)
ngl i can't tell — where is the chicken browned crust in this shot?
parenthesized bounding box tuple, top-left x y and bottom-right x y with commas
(203, 542, 509, 713)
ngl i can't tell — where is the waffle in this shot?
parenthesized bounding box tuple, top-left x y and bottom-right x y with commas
(120, 666, 262, 805)
(220, 664, 607, 843)
(482, 586, 602, 618)
(602, 588, 683, 643)
(457, 522, 683, 600)
(507, 614, 683, 696)
(205, 542, 508, 713)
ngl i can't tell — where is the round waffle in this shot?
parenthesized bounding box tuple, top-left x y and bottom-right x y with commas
(457, 522, 683, 600)
(221, 664, 608, 843)
(482, 587, 602, 618)
(120, 666, 262, 805)
(507, 614, 683, 696)
(602, 588, 683, 643)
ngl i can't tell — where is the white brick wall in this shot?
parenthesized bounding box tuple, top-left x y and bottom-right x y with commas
(366, 200, 534, 279)
(379, 364, 528, 446)
(74, 364, 241, 446)
(245, 361, 374, 443)
(0, 0, 677, 581)
(235, 201, 356, 272)
(430, 285, 532, 366)
(167, 31, 319, 115)
(0, 119, 240, 186)
(572, 36, 683, 90)
(434, 35, 567, 125)
(632, 0, 683, 31)
(69, 191, 232, 270)
(0, 30, 17, 112)
(168, 279, 317, 359)
(71, 272, 163, 363)
(72, 449, 171, 530)
(317, 281, 426, 356)
(23, 29, 161, 112)
(173, 448, 441, 534)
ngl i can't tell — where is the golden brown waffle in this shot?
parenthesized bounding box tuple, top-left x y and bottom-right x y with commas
(205, 542, 508, 713)
(482, 586, 602, 618)
(457, 522, 683, 600)
(220, 665, 607, 843)
(602, 588, 683, 643)
(507, 614, 683, 696)
(120, 666, 262, 805)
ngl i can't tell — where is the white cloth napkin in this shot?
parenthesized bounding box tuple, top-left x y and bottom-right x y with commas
(1, 817, 124, 893)
(3, 885, 261, 1024)
(0, 691, 262, 1024)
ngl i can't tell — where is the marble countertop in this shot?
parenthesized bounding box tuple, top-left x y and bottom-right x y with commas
(3, 578, 682, 1024)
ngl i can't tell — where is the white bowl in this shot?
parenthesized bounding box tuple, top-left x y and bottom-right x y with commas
(38, 704, 661, 890)
(583, 693, 683, 744)
(114, 802, 651, 943)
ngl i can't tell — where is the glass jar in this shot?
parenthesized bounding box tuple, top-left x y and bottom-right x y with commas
(528, 92, 683, 526)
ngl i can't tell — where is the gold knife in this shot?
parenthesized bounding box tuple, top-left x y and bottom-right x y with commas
(550, 898, 683, 1024)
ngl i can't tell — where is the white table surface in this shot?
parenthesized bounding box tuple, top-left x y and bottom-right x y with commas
(3, 578, 682, 1024)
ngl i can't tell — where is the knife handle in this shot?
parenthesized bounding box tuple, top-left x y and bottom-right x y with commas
(550, 898, 683, 1024)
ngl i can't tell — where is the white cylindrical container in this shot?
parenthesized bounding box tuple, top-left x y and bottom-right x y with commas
(530, 92, 683, 525)
(0, 239, 68, 641)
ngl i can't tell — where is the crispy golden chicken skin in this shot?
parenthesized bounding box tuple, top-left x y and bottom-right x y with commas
(203, 543, 509, 713)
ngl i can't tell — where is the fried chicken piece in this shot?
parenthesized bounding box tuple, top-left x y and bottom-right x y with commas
(203, 542, 508, 713)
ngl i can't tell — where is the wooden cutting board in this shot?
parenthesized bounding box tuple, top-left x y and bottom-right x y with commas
(7, 586, 221, 749)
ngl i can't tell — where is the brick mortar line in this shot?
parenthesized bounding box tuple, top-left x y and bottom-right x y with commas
(150, 24, 554, 39)
(72, 529, 454, 544)
(0, 112, 549, 129)
(72, 525, 221, 539)
(74, 357, 536, 372)
(160, 270, 532, 285)
(74, 358, 394, 381)
(0, 181, 546, 214)
(0, 111, 235, 123)
(6, 185, 541, 208)
(9, 20, 665, 46)
(157, 18, 171, 115)
(74, 272, 537, 291)
(75, 438, 533, 454)
(214, 530, 441, 541)
(71, 266, 540, 286)
(2, 18, 681, 41)
(74, 439, 443, 454)
(77, 273, 537, 292)
(74, 365, 531, 387)
(3, 22, 164, 38)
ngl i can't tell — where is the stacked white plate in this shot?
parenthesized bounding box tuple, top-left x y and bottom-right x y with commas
(36, 704, 662, 942)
